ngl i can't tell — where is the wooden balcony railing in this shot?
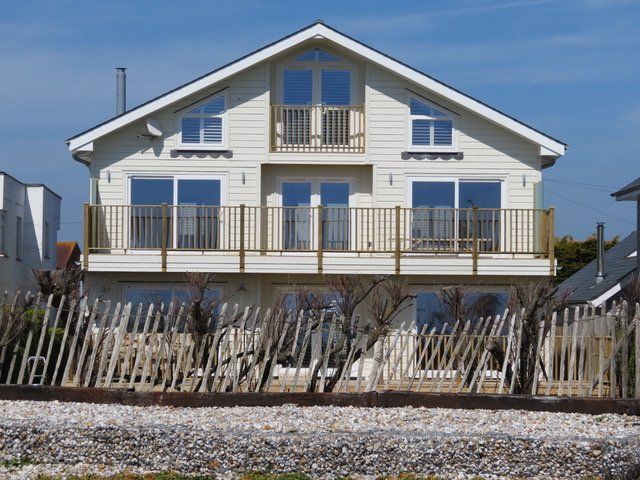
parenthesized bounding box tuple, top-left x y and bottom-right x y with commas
(270, 104, 365, 153)
(84, 204, 554, 274)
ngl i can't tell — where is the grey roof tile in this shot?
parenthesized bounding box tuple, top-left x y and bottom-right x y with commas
(611, 177, 640, 199)
(558, 231, 637, 303)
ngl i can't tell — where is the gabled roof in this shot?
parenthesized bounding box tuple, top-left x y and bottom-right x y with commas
(558, 231, 637, 305)
(56, 241, 81, 270)
(66, 21, 567, 157)
(611, 177, 640, 201)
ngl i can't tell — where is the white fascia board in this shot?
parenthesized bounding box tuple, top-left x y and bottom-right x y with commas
(67, 24, 566, 156)
(589, 282, 622, 308)
(67, 25, 325, 151)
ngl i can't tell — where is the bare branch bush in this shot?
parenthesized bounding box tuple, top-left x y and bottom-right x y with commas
(307, 275, 414, 392)
(487, 279, 571, 394)
(33, 268, 84, 308)
(0, 292, 36, 348)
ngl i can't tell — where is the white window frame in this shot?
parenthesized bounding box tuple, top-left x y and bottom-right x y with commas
(406, 95, 458, 153)
(126, 174, 227, 252)
(43, 221, 50, 259)
(406, 176, 507, 210)
(276, 176, 354, 251)
(177, 94, 229, 151)
(15, 216, 23, 260)
(0, 210, 5, 256)
(406, 176, 507, 255)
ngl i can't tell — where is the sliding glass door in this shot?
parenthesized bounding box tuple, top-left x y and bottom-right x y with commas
(176, 179, 221, 249)
(411, 179, 502, 251)
(321, 182, 350, 250)
(459, 181, 501, 251)
(411, 181, 456, 250)
(130, 178, 173, 249)
(129, 177, 222, 250)
(281, 180, 351, 251)
(282, 182, 312, 250)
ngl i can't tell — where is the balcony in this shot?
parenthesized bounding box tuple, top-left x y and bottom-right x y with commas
(270, 104, 365, 153)
(84, 205, 554, 276)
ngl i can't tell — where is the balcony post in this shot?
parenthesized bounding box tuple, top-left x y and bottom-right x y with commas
(317, 205, 323, 273)
(472, 206, 479, 275)
(239, 204, 245, 272)
(395, 205, 401, 275)
(83, 203, 90, 270)
(161, 203, 168, 273)
(548, 207, 555, 275)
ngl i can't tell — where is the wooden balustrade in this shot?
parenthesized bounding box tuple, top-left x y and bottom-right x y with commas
(85, 205, 554, 272)
(270, 104, 365, 153)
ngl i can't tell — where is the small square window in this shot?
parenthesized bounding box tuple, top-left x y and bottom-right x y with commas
(179, 95, 226, 148)
(408, 97, 455, 151)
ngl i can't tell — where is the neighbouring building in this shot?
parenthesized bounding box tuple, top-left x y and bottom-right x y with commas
(66, 22, 566, 329)
(0, 172, 61, 292)
(559, 177, 639, 309)
(559, 230, 637, 309)
(56, 241, 81, 270)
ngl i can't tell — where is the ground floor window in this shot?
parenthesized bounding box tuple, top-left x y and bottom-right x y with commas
(122, 283, 221, 331)
(281, 290, 343, 368)
(415, 290, 508, 334)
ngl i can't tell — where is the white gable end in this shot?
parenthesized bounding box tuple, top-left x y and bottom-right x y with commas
(67, 22, 566, 157)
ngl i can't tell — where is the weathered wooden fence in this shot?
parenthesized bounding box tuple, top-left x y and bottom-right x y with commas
(1, 292, 638, 397)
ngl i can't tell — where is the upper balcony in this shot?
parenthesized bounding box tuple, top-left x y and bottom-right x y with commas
(83, 204, 555, 276)
(270, 104, 365, 153)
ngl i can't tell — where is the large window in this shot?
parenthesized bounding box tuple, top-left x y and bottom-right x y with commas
(179, 95, 226, 148)
(408, 97, 455, 151)
(129, 177, 222, 249)
(123, 283, 221, 331)
(410, 179, 502, 251)
(415, 291, 507, 334)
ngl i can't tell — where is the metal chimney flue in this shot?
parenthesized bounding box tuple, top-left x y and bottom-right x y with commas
(116, 67, 127, 115)
(596, 222, 605, 284)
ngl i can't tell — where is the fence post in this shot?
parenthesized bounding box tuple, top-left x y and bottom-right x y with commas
(83, 203, 91, 270)
(239, 204, 245, 272)
(317, 205, 323, 273)
(548, 207, 555, 275)
(472, 206, 479, 275)
(161, 203, 167, 273)
(395, 205, 401, 275)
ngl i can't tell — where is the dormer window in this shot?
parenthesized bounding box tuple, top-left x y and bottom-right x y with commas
(408, 97, 456, 151)
(179, 95, 227, 149)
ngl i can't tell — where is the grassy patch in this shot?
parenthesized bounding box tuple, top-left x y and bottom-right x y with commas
(0, 457, 36, 468)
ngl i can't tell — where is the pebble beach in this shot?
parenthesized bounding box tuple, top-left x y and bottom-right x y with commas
(0, 400, 638, 479)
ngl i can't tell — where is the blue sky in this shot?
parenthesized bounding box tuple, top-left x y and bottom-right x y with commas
(1, 0, 639, 243)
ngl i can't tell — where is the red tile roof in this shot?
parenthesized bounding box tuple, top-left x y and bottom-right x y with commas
(56, 242, 81, 270)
